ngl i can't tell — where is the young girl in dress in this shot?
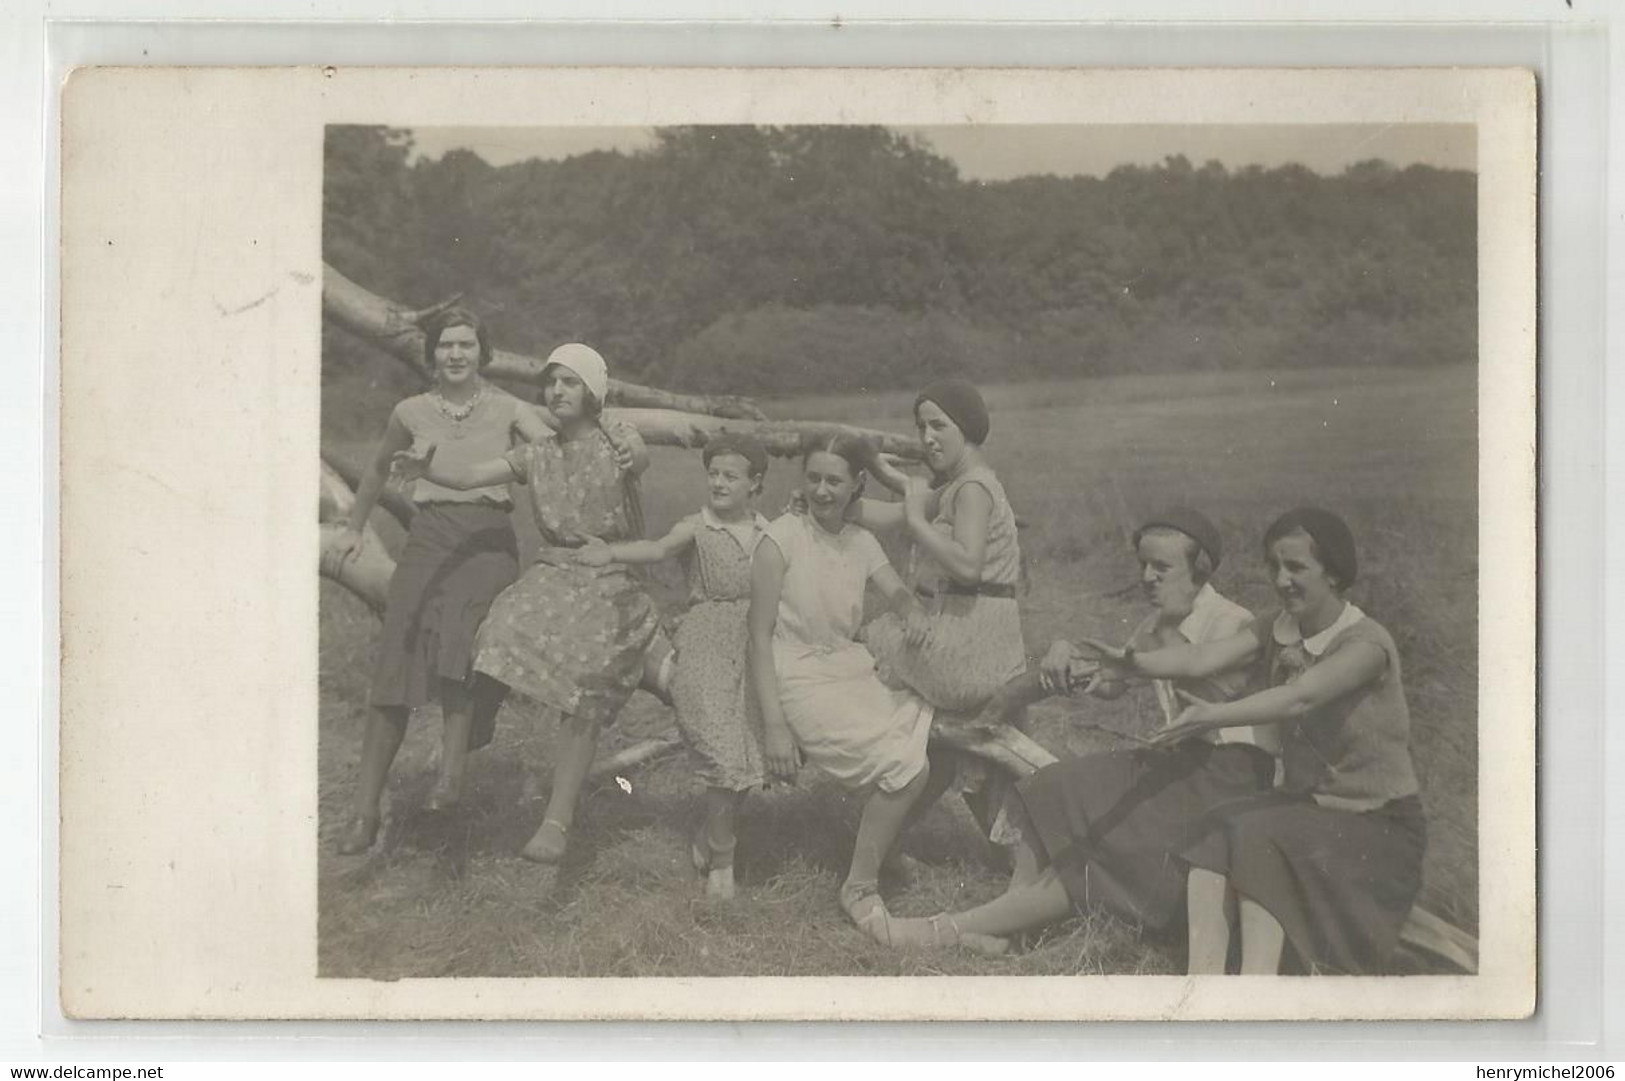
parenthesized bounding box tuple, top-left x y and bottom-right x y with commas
(1096, 507, 1426, 975)
(748, 432, 1004, 954)
(392, 343, 659, 865)
(334, 307, 552, 855)
(575, 433, 772, 899)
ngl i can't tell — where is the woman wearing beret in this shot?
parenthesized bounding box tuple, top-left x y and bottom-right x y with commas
(871, 509, 1275, 951)
(856, 379, 1030, 836)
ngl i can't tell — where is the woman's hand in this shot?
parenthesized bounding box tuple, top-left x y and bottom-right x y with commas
(1149, 691, 1219, 746)
(1075, 635, 1138, 681)
(870, 453, 913, 494)
(575, 536, 613, 567)
(902, 474, 932, 522)
(764, 721, 801, 782)
(903, 609, 934, 649)
(607, 432, 637, 473)
(1039, 640, 1081, 693)
(390, 443, 437, 484)
(333, 525, 364, 564)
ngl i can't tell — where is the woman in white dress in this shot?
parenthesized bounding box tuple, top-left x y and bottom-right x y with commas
(748, 432, 1003, 953)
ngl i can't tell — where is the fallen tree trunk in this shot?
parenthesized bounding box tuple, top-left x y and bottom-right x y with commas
(586, 734, 686, 784)
(323, 263, 768, 421)
(321, 449, 416, 529)
(318, 462, 396, 615)
(602, 407, 924, 461)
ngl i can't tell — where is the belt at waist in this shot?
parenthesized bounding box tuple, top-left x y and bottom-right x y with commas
(916, 581, 1018, 600)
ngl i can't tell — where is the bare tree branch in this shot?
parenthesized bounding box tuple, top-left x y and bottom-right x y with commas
(323, 263, 768, 421)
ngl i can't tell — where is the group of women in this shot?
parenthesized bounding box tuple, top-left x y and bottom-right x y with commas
(333, 306, 1428, 976)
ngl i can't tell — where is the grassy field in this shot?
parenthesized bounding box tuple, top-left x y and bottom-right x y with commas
(317, 362, 1478, 978)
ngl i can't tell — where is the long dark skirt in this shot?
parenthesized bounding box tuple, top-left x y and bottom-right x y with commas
(1182, 792, 1427, 975)
(369, 503, 519, 712)
(1014, 742, 1276, 930)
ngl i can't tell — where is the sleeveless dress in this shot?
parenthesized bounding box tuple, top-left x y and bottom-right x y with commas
(1181, 606, 1426, 975)
(862, 466, 1027, 712)
(472, 423, 659, 725)
(763, 514, 933, 794)
(369, 388, 523, 714)
(670, 508, 770, 792)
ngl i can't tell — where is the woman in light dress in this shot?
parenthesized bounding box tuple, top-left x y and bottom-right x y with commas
(748, 432, 1004, 953)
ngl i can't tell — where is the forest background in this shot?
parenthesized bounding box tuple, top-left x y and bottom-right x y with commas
(322, 123, 1474, 429)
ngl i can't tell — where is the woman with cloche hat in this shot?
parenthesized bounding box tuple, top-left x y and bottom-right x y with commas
(392, 343, 658, 865)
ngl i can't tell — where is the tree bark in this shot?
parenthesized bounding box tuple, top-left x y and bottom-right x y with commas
(318, 462, 396, 615)
(323, 263, 769, 420)
(321, 448, 416, 529)
(600, 407, 924, 461)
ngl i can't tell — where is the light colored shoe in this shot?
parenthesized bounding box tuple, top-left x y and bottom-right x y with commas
(889, 913, 1011, 957)
(520, 817, 569, 864)
(839, 880, 895, 946)
(336, 815, 380, 856)
(705, 866, 736, 900)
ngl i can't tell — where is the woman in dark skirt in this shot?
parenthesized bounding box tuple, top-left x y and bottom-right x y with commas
(867, 509, 1272, 951)
(333, 307, 551, 855)
(1102, 508, 1427, 974)
(1004, 509, 1276, 929)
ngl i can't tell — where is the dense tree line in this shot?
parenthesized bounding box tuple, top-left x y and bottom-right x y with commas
(323, 124, 1474, 400)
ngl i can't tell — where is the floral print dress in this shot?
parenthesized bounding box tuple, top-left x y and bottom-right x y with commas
(669, 507, 770, 791)
(473, 422, 659, 725)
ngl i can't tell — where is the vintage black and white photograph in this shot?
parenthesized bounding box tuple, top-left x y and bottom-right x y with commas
(59, 66, 1535, 1021)
(316, 119, 1486, 981)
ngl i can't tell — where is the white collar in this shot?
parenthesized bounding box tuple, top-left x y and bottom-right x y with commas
(1176, 583, 1228, 644)
(701, 505, 769, 533)
(1273, 601, 1365, 657)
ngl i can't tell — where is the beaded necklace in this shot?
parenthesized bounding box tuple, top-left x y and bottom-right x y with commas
(432, 379, 486, 425)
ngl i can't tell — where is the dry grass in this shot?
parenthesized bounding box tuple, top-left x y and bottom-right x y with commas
(318, 363, 1478, 978)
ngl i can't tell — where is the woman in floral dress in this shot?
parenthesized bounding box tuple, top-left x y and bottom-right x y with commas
(393, 343, 657, 864)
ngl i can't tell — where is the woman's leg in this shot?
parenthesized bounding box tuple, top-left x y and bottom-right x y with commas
(884, 746, 953, 878)
(430, 678, 474, 808)
(639, 636, 675, 706)
(522, 711, 602, 863)
(1237, 897, 1287, 975)
(1186, 867, 1233, 974)
(340, 705, 408, 852)
(701, 786, 742, 899)
(971, 670, 1049, 729)
(847, 763, 931, 894)
(1006, 835, 1046, 892)
(937, 868, 1072, 938)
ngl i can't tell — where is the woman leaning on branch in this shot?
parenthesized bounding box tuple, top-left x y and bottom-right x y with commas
(334, 307, 553, 855)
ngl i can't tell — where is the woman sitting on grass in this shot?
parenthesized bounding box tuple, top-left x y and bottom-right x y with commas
(869, 508, 1274, 952)
(748, 432, 1004, 955)
(1091, 507, 1426, 975)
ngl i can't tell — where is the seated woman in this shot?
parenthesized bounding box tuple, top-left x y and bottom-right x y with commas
(853, 380, 1029, 841)
(875, 509, 1273, 950)
(748, 432, 1003, 955)
(1100, 507, 1426, 975)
